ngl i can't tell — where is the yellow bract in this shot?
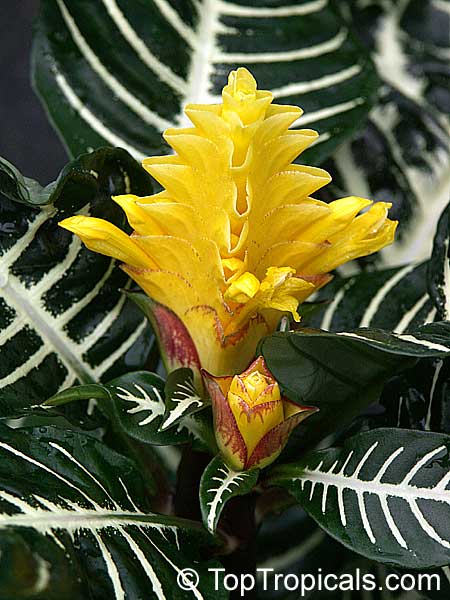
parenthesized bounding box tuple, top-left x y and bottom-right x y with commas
(228, 368, 284, 460)
(203, 356, 318, 471)
(59, 68, 397, 376)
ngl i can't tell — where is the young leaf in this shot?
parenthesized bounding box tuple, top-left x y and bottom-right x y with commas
(268, 428, 450, 569)
(200, 456, 259, 533)
(0, 150, 155, 417)
(259, 323, 450, 451)
(46, 371, 191, 446)
(33, 0, 379, 165)
(161, 368, 205, 432)
(0, 424, 226, 599)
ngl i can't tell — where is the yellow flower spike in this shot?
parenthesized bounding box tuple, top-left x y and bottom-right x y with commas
(203, 356, 318, 471)
(60, 67, 397, 377)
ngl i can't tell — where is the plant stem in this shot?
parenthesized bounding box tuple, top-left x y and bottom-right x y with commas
(219, 494, 258, 599)
(174, 444, 211, 520)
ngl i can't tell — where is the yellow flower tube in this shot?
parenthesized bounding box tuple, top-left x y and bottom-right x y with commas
(60, 68, 397, 377)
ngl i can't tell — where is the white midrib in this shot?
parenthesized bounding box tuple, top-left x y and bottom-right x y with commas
(1, 274, 95, 384)
(300, 470, 450, 504)
(182, 0, 221, 121)
(160, 389, 202, 430)
(0, 509, 164, 529)
(207, 469, 239, 530)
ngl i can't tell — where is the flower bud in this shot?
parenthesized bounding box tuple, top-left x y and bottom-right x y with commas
(203, 356, 318, 471)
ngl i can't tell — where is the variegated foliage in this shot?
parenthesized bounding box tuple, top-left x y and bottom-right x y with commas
(33, 0, 378, 167)
(326, 0, 450, 266)
(0, 424, 225, 599)
(45, 368, 215, 451)
(200, 456, 259, 533)
(0, 151, 157, 417)
(269, 428, 450, 569)
(45, 371, 194, 445)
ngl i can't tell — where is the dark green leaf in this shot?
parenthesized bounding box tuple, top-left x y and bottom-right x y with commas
(269, 428, 450, 569)
(257, 506, 352, 600)
(0, 149, 155, 416)
(33, 0, 379, 165)
(0, 424, 226, 599)
(200, 456, 259, 533)
(259, 323, 450, 451)
(375, 357, 450, 435)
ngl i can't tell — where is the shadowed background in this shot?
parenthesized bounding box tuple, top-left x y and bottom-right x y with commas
(0, 0, 66, 183)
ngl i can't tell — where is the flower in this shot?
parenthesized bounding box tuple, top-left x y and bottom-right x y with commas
(202, 356, 317, 470)
(59, 68, 397, 376)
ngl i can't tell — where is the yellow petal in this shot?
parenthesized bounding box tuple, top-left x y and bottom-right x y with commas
(225, 272, 260, 304)
(303, 202, 398, 274)
(222, 67, 273, 126)
(298, 196, 373, 243)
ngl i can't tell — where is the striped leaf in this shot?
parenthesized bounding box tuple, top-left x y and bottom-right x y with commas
(33, 0, 379, 166)
(162, 368, 205, 432)
(324, 0, 450, 266)
(45, 372, 192, 446)
(259, 322, 450, 452)
(0, 424, 226, 599)
(258, 507, 447, 600)
(269, 428, 450, 569)
(308, 262, 436, 334)
(0, 150, 155, 417)
(199, 456, 259, 533)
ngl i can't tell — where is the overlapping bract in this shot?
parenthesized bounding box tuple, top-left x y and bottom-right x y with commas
(203, 356, 317, 471)
(60, 68, 397, 376)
